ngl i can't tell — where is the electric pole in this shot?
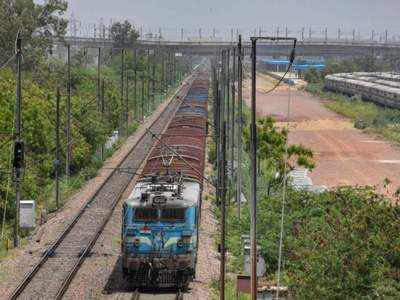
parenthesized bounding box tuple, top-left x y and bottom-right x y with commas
(125, 55, 129, 133)
(219, 121, 227, 300)
(147, 49, 151, 114)
(101, 79, 105, 161)
(55, 87, 61, 210)
(134, 48, 138, 121)
(226, 49, 230, 202)
(236, 35, 243, 219)
(231, 48, 236, 189)
(13, 33, 23, 248)
(161, 51, 165, 94)
(250, 37, 258, 300)
(66, 44, 72, 179)
(97, 47, 101, 109)
(141, 72, 145, 120)
(151, 49, 156, 110)
(120, 48, 125, 136)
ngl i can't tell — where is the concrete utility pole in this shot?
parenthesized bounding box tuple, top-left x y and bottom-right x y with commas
(219, 121, 227, 300)
(13, 34, 23, 248)
(120, 48, 126, 136)
(55, 87, 61, 210)
(226, 49, 230, 174)
(161, 51, 165, 94)
(231, 48, 236, 187)
(236, 35, 243, 219)
(151, 49, 156, 109)
(250, 37, 258, 300)
(66, 44, 72, 179)
(125, 54, 129, 131)
(147, 49, 150, 113)
(134, 48, 138, 121)
(101, 79, 105, 160)
(141, 72, 145, 120)
(97, 48, 101, 109)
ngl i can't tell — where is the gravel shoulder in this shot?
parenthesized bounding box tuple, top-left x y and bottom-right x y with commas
(0, 82, 189, 299)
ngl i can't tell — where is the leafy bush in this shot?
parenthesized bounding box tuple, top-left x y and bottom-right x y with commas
(225, 186, 400, 298)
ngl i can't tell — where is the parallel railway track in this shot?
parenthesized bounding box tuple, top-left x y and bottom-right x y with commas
(127, 289, 183, 300)
(9, 78, 193, 300)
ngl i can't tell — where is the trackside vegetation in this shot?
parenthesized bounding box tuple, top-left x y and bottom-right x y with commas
(209, 104, 400, 298)
(0, 1, 184, 253)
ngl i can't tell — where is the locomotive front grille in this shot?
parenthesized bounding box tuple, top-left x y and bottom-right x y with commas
(130, 269, 178, 288)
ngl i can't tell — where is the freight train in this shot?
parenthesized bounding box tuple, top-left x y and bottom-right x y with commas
(121, 70, 209, 289)
(325, 72, 400, 108)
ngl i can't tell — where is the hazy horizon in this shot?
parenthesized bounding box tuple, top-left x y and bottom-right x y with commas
(64, 0, 400, 31)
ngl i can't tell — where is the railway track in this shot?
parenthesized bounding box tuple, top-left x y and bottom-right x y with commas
(9, 77, 193, 300)
(126, 289, 183, 300)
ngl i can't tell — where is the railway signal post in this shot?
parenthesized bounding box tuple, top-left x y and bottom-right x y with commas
(13, 34, 23, 248)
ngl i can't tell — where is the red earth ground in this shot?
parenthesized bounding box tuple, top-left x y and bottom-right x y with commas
(244, 74, 400, 197)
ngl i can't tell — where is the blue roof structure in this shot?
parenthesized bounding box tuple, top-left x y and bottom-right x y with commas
(262, 59, 325, 71)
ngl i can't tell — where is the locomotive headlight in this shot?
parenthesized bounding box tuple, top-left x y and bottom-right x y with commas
(177, 239, 184, 248)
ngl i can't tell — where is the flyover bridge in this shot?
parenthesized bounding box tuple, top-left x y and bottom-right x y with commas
(54, 36, 400, 58)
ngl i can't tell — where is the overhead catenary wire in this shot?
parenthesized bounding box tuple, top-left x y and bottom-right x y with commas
(261, 44, 296, 95)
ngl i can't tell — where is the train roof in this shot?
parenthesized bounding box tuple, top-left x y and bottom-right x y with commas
(124, 178, 200, 209)
(326, 73, 400, 94)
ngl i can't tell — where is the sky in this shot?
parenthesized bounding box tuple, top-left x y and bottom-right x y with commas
(64, 0, 400, 29)
(36, 0, 399, 40)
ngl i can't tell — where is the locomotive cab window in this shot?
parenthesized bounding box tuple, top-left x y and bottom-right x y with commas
(134, 208, 158, 221)
(160, 208, 186, 221)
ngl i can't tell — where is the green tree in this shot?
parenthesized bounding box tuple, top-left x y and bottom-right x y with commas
(110, 20, 139, 48)
(0, 0, 68, 68)
(243, 117, 315, 174)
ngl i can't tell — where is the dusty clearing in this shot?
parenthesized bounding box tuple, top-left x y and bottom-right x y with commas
(244, 74, 400, 196)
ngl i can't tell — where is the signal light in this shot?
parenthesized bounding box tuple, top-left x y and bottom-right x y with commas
(13, 141, 24, 169)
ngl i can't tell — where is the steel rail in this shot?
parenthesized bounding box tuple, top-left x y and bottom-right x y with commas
(9, 75, 193, 300)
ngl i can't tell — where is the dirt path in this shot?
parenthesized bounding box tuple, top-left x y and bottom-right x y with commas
(244, 74, 400, 196)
